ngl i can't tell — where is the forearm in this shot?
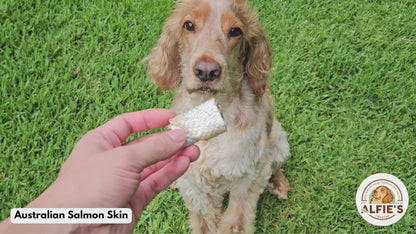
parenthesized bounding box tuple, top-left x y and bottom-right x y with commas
(0, 181, 80, 234)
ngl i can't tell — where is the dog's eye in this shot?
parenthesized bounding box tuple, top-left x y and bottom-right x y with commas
(183, 21, 195, 32)
(229, 27, 243, 37)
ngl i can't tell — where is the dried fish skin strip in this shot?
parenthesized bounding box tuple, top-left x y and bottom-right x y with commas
(169, 98, 226, 146)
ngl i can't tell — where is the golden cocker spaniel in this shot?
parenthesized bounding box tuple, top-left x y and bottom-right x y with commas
(370, 186, 393, 204)
(145, 0, 290, 233)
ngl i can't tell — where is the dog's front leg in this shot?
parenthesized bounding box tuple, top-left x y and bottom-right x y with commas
(189, 205, 220, 233)
(218, 182, 263, 234)
(179, 188, 223, 234)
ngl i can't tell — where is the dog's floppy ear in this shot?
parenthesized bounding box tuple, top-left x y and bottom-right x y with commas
(241, 10, 272, 100)
(144, 14, 182, 90)
(382, 187, 394, 203)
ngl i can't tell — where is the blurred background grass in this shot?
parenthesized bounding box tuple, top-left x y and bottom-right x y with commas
(1, 0, 415, 233)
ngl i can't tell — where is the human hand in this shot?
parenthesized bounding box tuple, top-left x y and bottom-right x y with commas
(0, 109, 199, 233)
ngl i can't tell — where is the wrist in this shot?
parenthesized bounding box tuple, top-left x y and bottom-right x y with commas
(28, 179, 78, 209)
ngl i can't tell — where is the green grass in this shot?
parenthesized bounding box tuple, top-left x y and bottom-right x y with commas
(1, 0, 415, 233)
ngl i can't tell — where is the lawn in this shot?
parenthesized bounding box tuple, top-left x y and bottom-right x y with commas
(1, 0, 415, 233)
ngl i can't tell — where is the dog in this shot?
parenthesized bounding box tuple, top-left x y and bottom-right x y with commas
(370, 186, 393, 204)
(145, 0, 290, 233)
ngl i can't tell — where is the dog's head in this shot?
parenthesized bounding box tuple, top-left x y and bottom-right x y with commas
(145, 0, 271, 100)
(372, 186, 393, 204)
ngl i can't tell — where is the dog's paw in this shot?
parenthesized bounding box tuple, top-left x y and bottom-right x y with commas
(267, 170, 291, 199)
(169, 180, 178, 190)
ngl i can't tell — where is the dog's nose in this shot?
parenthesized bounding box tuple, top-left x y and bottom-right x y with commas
(193, 60, 222, 82)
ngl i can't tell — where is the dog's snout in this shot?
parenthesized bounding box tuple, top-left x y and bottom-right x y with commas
(193, 60, 222, 82)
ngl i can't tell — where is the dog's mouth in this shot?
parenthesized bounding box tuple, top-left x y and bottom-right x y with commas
(188, 86, 218, 95)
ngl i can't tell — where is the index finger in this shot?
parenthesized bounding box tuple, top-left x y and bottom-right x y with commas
(89, 109, 175, 147)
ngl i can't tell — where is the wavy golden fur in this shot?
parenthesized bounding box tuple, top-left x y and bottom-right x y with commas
(145, 0, 271, 100)
(145, 0, 290, 233)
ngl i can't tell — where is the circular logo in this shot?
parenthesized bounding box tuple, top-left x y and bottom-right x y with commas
(356, 173, 408, 226)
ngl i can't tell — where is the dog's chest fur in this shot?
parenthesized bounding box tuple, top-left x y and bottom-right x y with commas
(171, 87, 274, 193)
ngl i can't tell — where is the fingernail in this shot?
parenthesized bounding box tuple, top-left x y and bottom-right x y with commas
(167, 129, 186, 145)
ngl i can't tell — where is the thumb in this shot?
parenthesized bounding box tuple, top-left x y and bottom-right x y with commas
(123, 129, 187, 171)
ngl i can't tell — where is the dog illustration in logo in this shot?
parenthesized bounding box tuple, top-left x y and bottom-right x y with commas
(370, 186, 393, 204)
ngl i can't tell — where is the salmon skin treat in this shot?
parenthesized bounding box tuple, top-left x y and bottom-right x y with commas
(169, 98, 227, 146)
